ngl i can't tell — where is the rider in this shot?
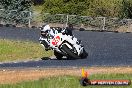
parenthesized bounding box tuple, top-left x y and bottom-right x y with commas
(39, 24, 73, 51)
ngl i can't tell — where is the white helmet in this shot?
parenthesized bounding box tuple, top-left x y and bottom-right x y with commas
(41, 24, 51, 32)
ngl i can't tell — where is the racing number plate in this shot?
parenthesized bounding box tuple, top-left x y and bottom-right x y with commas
(52, 36, 60, 45)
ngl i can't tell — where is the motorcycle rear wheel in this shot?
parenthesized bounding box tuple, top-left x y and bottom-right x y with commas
(80, 49, 88, 59)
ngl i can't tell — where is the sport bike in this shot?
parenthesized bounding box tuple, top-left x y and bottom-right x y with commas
(39, 29, 88, 59)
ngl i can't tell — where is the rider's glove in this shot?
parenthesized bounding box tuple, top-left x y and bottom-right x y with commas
(61, 29, 66, 34)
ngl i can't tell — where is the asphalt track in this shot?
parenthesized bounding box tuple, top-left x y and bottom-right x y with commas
(0, 27, 132, 68)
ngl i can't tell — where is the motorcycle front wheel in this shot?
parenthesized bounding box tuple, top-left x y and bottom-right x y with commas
(54, 51, 63, 60)
(61, 44, 80, 59)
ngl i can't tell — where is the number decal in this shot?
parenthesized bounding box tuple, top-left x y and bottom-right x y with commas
(52, 36, 60, 45)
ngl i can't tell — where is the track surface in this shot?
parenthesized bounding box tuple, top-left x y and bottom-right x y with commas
(0, 27, 132, 68)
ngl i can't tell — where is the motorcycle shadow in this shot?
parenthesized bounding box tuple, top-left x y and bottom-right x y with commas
(41, 56, 86, 60)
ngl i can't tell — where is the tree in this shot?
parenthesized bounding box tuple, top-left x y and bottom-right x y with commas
(0, 0, 32, 11)
(0, 0, 32, 24)
(87, 0, 121, 17)
(42, 0, 89, 15)
(120, 0, 132, 19)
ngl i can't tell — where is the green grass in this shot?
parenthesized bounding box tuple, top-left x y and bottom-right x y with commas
(0, 74, 132, 88)
(0, 39, 53, 62)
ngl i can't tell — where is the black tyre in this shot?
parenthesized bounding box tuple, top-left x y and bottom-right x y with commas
(79, 28, 85, 31)
(80, 49, 88, 59)
(12, 25, 16, 27)
(0, 24, 3, 27)
(61, 44, 80, 59)
(54, 51, 63, 60)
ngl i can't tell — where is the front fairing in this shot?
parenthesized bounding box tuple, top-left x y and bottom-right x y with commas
(49, 33, 84, 56)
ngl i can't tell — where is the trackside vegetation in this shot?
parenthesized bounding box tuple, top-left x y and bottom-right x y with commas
(1, 0, 132, 25)
(41, 0, 132, 19)
(0, 39, 53, 62)
(1, 0, 132, 19)
(0, 74, 131, 88)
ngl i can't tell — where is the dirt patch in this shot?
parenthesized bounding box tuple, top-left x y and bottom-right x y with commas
(0, 67, 132, 84)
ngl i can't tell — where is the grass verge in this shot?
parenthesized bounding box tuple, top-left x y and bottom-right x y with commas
(0, 39, 53, 62)
(0, 74, 131, 88)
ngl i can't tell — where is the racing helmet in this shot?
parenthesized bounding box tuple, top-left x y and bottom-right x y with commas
(40, 24, 51, 37)
(41, 24, 50, 32)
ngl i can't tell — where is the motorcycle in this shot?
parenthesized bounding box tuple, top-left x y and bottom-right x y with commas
(39, 28, 88, 59)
